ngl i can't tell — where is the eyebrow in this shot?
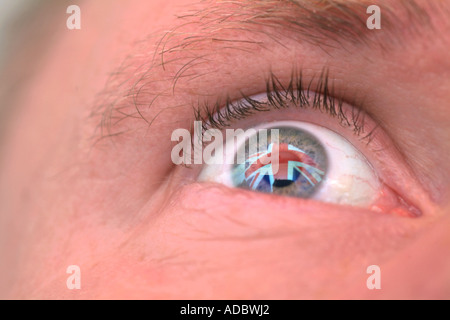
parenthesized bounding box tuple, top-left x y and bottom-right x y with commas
(170, 0, 438, 49)
(94, 0, 448, 140)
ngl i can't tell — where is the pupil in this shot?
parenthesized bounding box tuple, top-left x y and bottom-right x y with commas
(272, 179, 294, 188)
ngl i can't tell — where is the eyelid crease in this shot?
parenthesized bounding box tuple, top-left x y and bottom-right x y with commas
(194, 67, 376, 144)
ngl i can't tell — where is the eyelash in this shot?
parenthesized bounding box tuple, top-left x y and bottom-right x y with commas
(193, 67, 379, 145)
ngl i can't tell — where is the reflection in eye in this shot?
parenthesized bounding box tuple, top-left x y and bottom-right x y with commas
(199, 121, 381, 207)
(232, 125, 328, 198)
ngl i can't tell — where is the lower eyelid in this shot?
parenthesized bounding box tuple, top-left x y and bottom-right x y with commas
(171, 181, 409, 225)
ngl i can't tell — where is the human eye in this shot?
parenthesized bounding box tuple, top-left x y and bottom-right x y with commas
(199, 120, 380, 207)
(186, 70, 425, 217)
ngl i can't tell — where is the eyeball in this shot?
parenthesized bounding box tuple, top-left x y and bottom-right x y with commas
(198, 120, 381, 207)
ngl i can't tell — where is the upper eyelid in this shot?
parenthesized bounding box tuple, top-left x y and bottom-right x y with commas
(94, 0, 443, 140)
(193, 68, 372, 141)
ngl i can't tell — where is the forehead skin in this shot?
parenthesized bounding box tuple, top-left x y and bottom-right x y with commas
(0, 0, 449, 299)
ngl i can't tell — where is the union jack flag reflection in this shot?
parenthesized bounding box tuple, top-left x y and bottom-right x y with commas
(232, 131, 327, 197)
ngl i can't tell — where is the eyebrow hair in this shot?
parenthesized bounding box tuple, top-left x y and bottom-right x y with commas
(94, 0, 448, 141)
(171, 0, 438, 49)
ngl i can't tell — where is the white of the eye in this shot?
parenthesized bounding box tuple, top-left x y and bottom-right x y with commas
(198, 120, 380, 207)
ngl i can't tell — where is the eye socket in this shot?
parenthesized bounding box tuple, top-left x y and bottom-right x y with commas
(198, 120, 380, 207)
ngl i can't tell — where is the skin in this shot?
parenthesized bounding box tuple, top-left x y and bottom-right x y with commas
(0, 0, 449, 299)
